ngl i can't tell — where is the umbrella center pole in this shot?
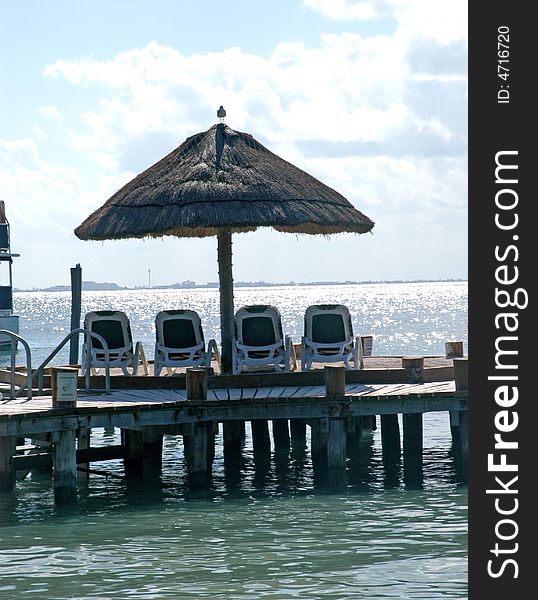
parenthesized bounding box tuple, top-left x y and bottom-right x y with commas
(217, 231, 235, 374)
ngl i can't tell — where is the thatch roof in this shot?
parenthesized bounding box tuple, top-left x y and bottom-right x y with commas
(75, 123, 374, 240)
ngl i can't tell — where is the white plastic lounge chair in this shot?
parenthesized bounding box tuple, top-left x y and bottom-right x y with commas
(154, 309, 219, 376)
(301, 304, 363, 371)
(232, 305, 294, 375)
(82, 310, 146, 376)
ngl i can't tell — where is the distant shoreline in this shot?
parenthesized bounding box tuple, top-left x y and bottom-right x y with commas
(15, 278, 467, 293)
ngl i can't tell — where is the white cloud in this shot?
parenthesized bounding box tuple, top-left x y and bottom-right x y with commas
(35, 105, 63, 121)
(303, 0, 468, 44)
(43, 26, 465, 170)
(3, 3, 467, 287)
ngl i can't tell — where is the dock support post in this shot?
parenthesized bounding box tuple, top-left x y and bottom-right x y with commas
(403, 413, 423, 487)
(69, 263, 82, 366)
(183, 368, 210, 486)
(453, 358, 468, 479)
(361, 415, 377, 431)
(251, 420, 271, 460)
(223, 421, 243, 466)
(445, 341, 464, 358)
(186, 367, 208, 403)
(272, 419, 290, 453)
(290, 420, 307, 451)
(346, 416, 363, 459)
(310, 420, 328, 485)
(142, 427, 164, 474)
(184, 424, 209, 486)
(381, 413, 401, 488)
(381, 415, 401, 457)
(328, 418, 347, 489)
(207, 422, 217, 470)
(77, 428, 91, 480)
(324, 366, 347, 488)
(0, 435, 16, 492)
(53, 429, 77, 504)
(217, 231, 234, 374)
(123, 429, 143, 477)
(122, 427, 164, 477)
(402, 356, 424, 383)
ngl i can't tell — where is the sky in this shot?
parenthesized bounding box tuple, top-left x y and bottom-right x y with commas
(0, 0, 467, 290)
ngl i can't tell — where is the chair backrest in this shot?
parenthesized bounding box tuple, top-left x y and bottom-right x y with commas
(0, 224, 9, 251)
(304, 304, 353, 343)
(155, 310, 204, 349)
(84, 310, 133, 350)
(0, 286, 12, 311)
(235, 305, 283, 347)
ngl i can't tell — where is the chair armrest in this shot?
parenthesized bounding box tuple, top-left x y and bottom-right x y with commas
(136, 341, 149, 376)
(207, 339, 221, 372)
(355, 336, 364, 369)
(287, 336, 298, 371)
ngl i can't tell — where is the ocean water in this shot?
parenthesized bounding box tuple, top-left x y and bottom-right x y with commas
(1, 282, 468, 599)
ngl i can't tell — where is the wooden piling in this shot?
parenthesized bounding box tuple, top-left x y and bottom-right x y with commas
(186, 367, 208, 402)
(324, 365, 346, 398)
(290, 420, 307, 451)
(272, 419, 290, 453)
(381, 414, 401, 457)
(251, 420, 271, 458)
(122, 429, 144, 477)
(445, 341, 464, 358)
(310, 420, 328, 483)
(361, 415, 377, 431)
(53, 429, 77, 504)
(0, 436, 16, 492)
(77, 428, 91, 480)
(453, 358, 468, 474)
(69, 263, 82, 366)
(454, 357, 469, 392)
(184, 423, 209, 485)
(328, 418, 347, 488)
(217, 231, 234, 374)
(184, 368, 210, 485)
(403, 413, 423, 487)
(223, 421, 243, 465)
(403, 413, 423, 456)
(207, 422, 218, 470)
(142, 427, 164, 474)
(346, 416, 363, 459)
(323, 366, 347, 488)
(402, 356, 424, 383)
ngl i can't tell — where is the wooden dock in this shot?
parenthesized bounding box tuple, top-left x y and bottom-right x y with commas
(0, 355, 468, 503)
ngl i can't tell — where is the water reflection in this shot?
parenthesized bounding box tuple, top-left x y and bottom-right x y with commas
(2, 283, 468, 596)
(1, 417, 467, 598)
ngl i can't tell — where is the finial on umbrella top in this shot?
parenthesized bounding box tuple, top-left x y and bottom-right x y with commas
(217, 105, 226, 123)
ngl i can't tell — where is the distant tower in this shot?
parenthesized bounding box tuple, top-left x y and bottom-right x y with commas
(217, 105, 226, 123)
(148, 267, 151, 289)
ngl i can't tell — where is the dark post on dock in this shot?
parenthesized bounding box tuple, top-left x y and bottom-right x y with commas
(69, 263, 82, 365)
(324, 366, 347, 489)
(183, 368, 211, 487)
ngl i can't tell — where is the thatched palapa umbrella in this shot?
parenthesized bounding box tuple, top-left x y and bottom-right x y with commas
(75, 109, 375, 372)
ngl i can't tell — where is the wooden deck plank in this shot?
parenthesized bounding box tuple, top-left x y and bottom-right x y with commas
(0, 372, 465, 437)
(207, 389, 230, 402)
(252, 387, 272, 400)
